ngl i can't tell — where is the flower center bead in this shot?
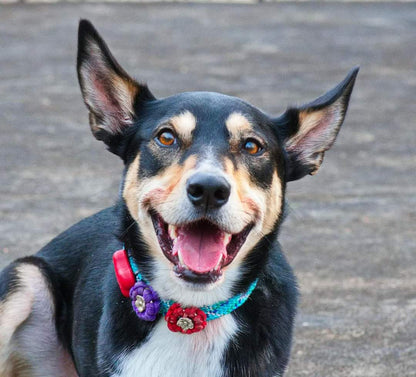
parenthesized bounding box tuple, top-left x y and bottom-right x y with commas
(176, 317, 194, 331)
(129, 281, 161, 321)
(135, 295, 146, 313)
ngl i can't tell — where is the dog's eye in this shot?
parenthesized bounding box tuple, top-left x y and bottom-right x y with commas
(156, 130, 176, 147)
(242, 139, 263, 155)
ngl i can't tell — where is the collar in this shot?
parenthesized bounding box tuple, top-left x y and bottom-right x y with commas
(113, 248, 258, 334)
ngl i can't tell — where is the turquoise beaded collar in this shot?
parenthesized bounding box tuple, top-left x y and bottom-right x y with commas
(112, 248, 258, 334)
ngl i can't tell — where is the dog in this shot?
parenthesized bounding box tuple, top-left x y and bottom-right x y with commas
(0, 19, 358, 377)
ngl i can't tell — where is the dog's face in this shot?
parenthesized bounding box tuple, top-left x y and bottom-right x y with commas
(77, 21, 357, 292)
(121, 93, 286, 286)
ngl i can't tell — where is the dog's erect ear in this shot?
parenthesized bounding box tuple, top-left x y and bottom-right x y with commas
(274, 67, 359, 182)
(77, 20, 155, 145)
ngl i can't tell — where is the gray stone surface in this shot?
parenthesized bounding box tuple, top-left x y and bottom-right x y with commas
(1, 3, 415, 376)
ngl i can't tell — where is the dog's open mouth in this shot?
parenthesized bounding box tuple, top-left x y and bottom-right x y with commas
(150, 212, 252, 283)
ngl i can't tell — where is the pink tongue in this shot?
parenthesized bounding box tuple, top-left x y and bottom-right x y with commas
(173, 222, 226, 274)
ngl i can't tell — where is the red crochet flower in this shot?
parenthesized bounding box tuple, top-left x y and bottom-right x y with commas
(165, 303, 207, 334)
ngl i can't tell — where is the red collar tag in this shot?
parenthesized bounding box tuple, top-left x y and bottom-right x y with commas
(113, 249, 136, 297)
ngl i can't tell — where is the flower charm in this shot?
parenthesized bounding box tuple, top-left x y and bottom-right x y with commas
(165, 303, 207, 334)
(129, 281, 161, 321)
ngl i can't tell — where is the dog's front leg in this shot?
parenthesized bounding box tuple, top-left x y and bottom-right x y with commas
(0, 257, 77, 377)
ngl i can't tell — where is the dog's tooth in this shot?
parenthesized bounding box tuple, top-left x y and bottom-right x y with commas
(223, 233, 232, 246)
(168, 224, 178, 240)
(171, 241, 178, 256)
(214, 255, 223, 271)
(178, 251, 185, 267)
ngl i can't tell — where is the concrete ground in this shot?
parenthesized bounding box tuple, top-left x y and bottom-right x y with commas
(1, 3, 415, 376)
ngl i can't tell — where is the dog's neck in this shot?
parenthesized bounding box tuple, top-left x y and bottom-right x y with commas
(116, 248, 259, 334)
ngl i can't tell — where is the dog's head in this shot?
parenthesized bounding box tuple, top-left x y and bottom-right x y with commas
(77, 20, 358, 299)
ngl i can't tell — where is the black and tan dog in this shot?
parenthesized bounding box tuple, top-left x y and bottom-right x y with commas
(0, 20, 358, 377)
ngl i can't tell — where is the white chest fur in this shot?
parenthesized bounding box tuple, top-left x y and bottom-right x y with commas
(114, 315, 238, 377)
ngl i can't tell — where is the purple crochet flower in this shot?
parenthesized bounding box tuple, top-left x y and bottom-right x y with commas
(129, 281, 161, 321)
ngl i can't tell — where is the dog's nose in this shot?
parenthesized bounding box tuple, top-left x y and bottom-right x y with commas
(186, 173, 231, 209)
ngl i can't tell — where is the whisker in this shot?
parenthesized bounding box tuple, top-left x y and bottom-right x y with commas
(120, 220, 137, 238)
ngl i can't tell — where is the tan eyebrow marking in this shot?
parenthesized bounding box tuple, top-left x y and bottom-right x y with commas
(225, 112, 253, 140)
(170, 111, 197, 144)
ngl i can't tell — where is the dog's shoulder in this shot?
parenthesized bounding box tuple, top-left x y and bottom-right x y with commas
(222, 245, 298, 377)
